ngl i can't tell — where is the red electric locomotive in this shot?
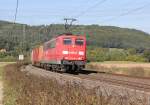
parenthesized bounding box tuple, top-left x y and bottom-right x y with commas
(31, 33, 86, 72)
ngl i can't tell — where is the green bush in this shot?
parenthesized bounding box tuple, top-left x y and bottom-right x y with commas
(143, 49, 150, 62)
(87, 47, 109, 62)
(106, 49, 127, 61)
(87, 47, 148, 62)
(0, 56, 16, 62)
(125, 55, 148, 62)
(0, 52, 7, 58)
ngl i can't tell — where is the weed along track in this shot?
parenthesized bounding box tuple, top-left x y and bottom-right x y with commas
(24, 65, 150, 92)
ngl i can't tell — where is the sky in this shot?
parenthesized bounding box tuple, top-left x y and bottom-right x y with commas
(0, 0, 150, 33)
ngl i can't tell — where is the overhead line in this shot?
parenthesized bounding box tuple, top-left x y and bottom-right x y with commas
(100, 2, 150, 23)
(75, 0, 108, 19)
(72, 0, 107, 31)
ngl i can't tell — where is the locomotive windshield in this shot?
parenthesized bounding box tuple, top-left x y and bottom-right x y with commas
(63, 38, 72, 45)
(75, 39, 84, 45)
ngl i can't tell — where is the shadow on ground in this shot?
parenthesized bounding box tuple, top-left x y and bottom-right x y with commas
(79, 69, 98, 74)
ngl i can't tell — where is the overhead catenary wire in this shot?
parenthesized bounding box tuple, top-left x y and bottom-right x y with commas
(74, 0, 108, 19)
(72, 0, 150, 25)
(100, 2, 150, 23)
(71, 0, 108, 33)
(71, 1, 150, 36)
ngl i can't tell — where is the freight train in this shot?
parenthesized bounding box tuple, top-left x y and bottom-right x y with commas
(31, 33, 86, 72)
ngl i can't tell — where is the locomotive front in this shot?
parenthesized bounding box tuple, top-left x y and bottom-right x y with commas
(59, 34, 86, 72)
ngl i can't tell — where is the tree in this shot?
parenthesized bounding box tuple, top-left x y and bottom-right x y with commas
(143, 49, 150, 62)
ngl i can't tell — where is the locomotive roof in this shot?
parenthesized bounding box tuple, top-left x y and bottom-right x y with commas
(58, 32, 73, 36)
(55, 33, 85, 38)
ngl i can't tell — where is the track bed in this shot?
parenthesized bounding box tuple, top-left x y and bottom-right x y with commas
(22, 65, 150, 92)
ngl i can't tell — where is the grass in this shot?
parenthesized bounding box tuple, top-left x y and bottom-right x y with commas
(91, 61, 150, 64)
(0, 66, 3, 80)
(87, 62, 150, 77)
(0, 62, 16, 105)
(2, 64, 148, 105)
(100, 61, 140, 64)
(3, 87, 17, 105)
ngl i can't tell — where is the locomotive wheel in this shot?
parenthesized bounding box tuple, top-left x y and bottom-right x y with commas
(49, 66, 53, 71)
(59, 65, 67, 73)
(72, 65, 80, 72)
(64, 65, 79, 74)
(76, 66, 81, 73)
(40, 63, 44, 68)
(43, 64, 47, 70)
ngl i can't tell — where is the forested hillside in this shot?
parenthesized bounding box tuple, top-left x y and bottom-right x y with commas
(0, 20, 150, 61)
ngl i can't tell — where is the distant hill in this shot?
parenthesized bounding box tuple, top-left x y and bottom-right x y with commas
(0, 20, 150, 55)
(75, 25, 150, 49)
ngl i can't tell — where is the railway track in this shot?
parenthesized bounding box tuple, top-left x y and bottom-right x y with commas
(25, 65, 150, 92)
(64, 70, 150, 92)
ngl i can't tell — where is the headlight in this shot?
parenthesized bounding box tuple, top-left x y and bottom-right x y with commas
(79, 51, 84, 55)
(62, 51, 68, 54)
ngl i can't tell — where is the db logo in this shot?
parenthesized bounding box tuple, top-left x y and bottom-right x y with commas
(69, 51, 77, 54)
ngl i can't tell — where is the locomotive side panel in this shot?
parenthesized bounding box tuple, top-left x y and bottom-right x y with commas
(42, 38, 59, 64)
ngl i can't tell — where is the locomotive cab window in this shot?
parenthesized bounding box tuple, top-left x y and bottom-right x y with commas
(75, 39, 84, 45)
(63, 38, 72, 45)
